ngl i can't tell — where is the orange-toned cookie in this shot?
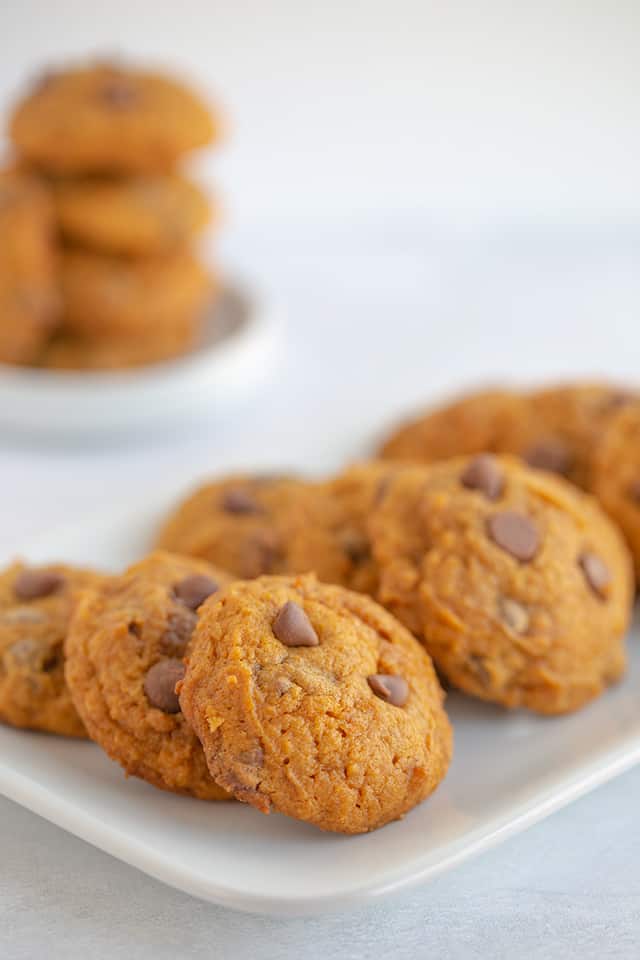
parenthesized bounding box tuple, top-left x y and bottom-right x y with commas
(179, 574, 452, 833)
(65, 551, 234, 799)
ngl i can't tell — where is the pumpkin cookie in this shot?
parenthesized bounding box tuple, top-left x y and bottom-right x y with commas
(157, 474, 316, 579)
(379, 388, 539, 465)
(65, 551, 233, 799)
(10, 63, 218, 174)
(292, 461, 396, 595)
(52, 173, 213, 256)
(527, 383, 636, 488)
(179, 574, 452, 833)
(369, 455, 633, 714)
(591, 401, 640, 580)
(0, 562, 102, 737)
(59, 249, 211, 338)
(0, 171, 59, 364)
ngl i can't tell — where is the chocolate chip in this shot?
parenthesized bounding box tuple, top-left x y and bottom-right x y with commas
(14, 569, 65, 601)
(160, 608, 197, 654)
(173, 574, 219, 611)
(272, 601, 319, 647)
(99, 79, 138, 108)
(579, 551, 610, 599)
(460, 454, 504, 500)
(367, 674, 409, 707)
(602, 391, 633, 413)
(222, 488, 260, 514)
(627, 480, 640, 504)
(500, 597, 530, 634)
(339, 529, 370, 564)
(143, 659, 185, 713)
(487, 511, 539, 562)
(524, 439, 571, 476)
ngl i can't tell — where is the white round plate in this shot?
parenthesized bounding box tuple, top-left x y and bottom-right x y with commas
(0, 279, 278, 439)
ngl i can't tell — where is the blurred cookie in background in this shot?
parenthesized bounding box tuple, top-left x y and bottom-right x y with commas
(10, 62, 220, 175)
(0, 171, 59, 364)
(51, 173, 214, 256)
(59, 249, 212, 339)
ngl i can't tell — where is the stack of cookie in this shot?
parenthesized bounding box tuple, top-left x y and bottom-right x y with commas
(2, 61, 220, 369)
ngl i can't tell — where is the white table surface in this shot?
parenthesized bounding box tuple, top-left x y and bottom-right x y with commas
(2, 224, 640, 958)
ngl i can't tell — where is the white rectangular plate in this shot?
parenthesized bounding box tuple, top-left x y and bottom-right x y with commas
(1, 489, 639, 916)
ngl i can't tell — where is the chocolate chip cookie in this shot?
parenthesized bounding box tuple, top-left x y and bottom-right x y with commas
(10, 63, 219, 174)
(156, 474, 319, 579)
(179, 574, 452, 833)
(59, 249, 212, 339)
(379, 382, 636, 490)
(52, 173, 213, 256)
(369, 455, 633, 714)
(41, 321, 200, 371)
(0, 562, 102, 736)
(65, 551, 233, 799)
(0, 171, 59, 364)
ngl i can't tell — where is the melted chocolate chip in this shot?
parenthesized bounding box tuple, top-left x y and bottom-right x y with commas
(524, 439, 572, 476)
(460, 454, 504, 500)
(487, 511, 539, 562)
(173, 574, 219, 611)
(14, 569, 65, 601)
(143, 659, 185, 713)
(367, 674, 409, 707)
(160, 608, 197, 654)
(579, 551, 610, 599)
(272, 601, 319, 647)
(222, 488, 260, 514)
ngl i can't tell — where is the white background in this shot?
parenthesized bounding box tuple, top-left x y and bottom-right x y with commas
(1, 2, 640, 957)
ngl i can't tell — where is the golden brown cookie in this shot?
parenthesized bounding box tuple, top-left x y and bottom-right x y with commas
(41, 321, 200, 372)
(65, 551, 233, 799)
(0, 562, 102, 737)
(10, 63, 218, 174)
(157, 474, 317, 579)
(379, 389, 539, 465)
(591, 401, 640, 580)
(0, 171, 59, 364)
(179, 573, 452, 833)
(379, 383, 636, 490)
(59, 249, 211, 338)
(52, 173, 213, 256)
(369, 455, 633, 714)
(527, 383, 636, 488)
(319, 462, 398, 594)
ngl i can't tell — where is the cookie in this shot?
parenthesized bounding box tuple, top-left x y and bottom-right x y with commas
(591, 401, 640, 580)
(65, 551, 233, 799)
(369, 455, 633, 714)
(0, 171, 59, 364)
(10, 63, 218, 174)
(157, 474, 316, 579)
(179, 573, 452, 833)
(41, 321, 200, 371)
(52, 173, 213, 256)
(379, 389, 539, 465)
(0, 562, 102, 736)
(320, 462, 398, 594)
(59, 249, 211, 338)
(527, 383, 636, 488)
(379, 383, 636, 490)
